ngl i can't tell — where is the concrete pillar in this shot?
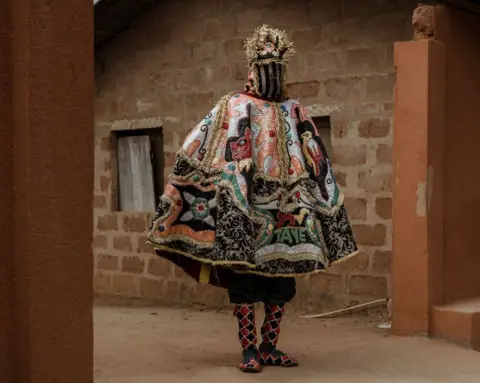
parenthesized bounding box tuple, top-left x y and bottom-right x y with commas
(0, 0, 94, 381)
(392, 39, 446, 336)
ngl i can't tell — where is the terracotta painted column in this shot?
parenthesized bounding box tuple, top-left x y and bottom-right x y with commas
(0, 0, 14, 380)
(0, 0, 94, 381)
(392, 39, 446, 336)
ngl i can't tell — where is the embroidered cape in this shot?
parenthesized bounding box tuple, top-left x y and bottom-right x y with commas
(147, 92, 358, 286)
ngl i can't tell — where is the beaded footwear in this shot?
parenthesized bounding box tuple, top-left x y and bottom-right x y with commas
(259, 304, 298, 367)
(234, 304, 262, 373)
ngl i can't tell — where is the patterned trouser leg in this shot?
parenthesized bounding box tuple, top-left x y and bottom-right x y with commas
(233, 304, 262, 372)
(259, 304, 298, 367)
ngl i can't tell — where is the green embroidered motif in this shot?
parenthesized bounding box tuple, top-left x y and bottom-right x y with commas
(220, 167, 248, 210)
(305, 216, 323, 248)
(252, 207, 275, 249)
(274, 227, 309, 245)
(316, 184, 340, 210)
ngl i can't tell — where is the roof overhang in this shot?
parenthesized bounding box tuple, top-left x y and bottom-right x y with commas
(435, 0, 480, 14)
(94, 0, 158, 53)
(94, 0, 480, 54)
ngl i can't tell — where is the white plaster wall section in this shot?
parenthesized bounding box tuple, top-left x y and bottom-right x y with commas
(305, 103, 343, 117)
(416, 181, 427, 218)
(136, 99, 159, 114)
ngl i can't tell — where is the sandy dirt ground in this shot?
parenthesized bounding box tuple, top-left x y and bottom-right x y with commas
(94, 306, 480, 383)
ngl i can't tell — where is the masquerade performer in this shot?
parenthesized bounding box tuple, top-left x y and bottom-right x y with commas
(147, 25, 358, 373)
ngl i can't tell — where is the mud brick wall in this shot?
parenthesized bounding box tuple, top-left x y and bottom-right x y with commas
(93, 0, 417, 313)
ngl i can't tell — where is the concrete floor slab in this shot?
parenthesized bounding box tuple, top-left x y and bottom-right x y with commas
(94, 306, 480, 383)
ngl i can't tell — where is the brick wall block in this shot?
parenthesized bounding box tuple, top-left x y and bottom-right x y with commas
(222, 38, 245, 61)
(97, 254, 120, 271)
(113, 235, 133, 252)
(291, 27, 323, 52)
(176, 20, 204, 44)
(122, 256, 145, 274)
(287, 81, 320, 99)
(138, 235, 155, 254)
(358, 118, 391, 138)
(205, 18, 237, 39)
(372, 250, 392, 273)
(112, 275, 138, 296)
(343, 197, 367, 221)
(93, 234, 108, 250)
(309, 273, 343, 295)
(224, 0, 276, 11)
(204, 287, 229, 308)
(352, 224, 387, 246)
(346, 46, 386, 73)
(146, 71, 172, 91)
(307, 0, 342, 24)
(97, 214, 119, 231)
(342, 0, 402, 19)
(376, 143, 392, 164)
(93, 195, 107, 209)
(205, 65, 232, 86)
(234, 62, 247, 81)
(159, 92, 186, 117)
(100, 176, 111, 192)
(236, 9, 264, 35)
(192, 41, 217, 62)
(186, 91, 215, 120)
(375, 197, 392, 220)
(331, 120, 359, 139)
(366, 74, 395, 102)
(174, 68, 206, 91)
(163, 280, 183, 303)
(161, 44, 191, 67)
(335, 171, 347, 188)
(331, 120, 348, 139)
(174, 266, 190, 280)
(94, 272, 112, 293)
(349, 275, 388, 298)
(139, 277, 164, 299)
(122, 214, 148, 233)
(148, 258, 172, 277)
(358, 171, 392, 193)
(100, 136, 113, 151)
(323, 77, 365, 103)
(332, 144, 367, 166)
(262, 5, 310, 30)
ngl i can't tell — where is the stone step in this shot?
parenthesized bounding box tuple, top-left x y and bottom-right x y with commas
(432, 297, 480, 351)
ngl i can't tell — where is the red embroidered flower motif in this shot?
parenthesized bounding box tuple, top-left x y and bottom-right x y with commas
(230, 128, 252, 161)
(179, 192, 216, 227)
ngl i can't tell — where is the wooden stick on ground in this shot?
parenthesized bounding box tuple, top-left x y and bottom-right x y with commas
(299, 298, 388, 319)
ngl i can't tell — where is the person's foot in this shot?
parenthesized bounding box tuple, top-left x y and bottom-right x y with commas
(259, 344, 298, 367)
(239, 349, 262, 373)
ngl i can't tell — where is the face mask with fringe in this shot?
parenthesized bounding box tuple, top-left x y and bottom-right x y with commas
(243, 25, 296, 102)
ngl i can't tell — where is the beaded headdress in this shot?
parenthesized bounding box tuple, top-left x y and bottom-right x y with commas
(244, 25, 296, 66)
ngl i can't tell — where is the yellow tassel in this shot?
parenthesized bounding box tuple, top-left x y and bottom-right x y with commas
(199, 264, 212, 284)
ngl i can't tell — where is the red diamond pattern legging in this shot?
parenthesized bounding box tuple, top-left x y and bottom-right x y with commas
(261, 304, 285, 348)
(234, 304, 257, 351)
